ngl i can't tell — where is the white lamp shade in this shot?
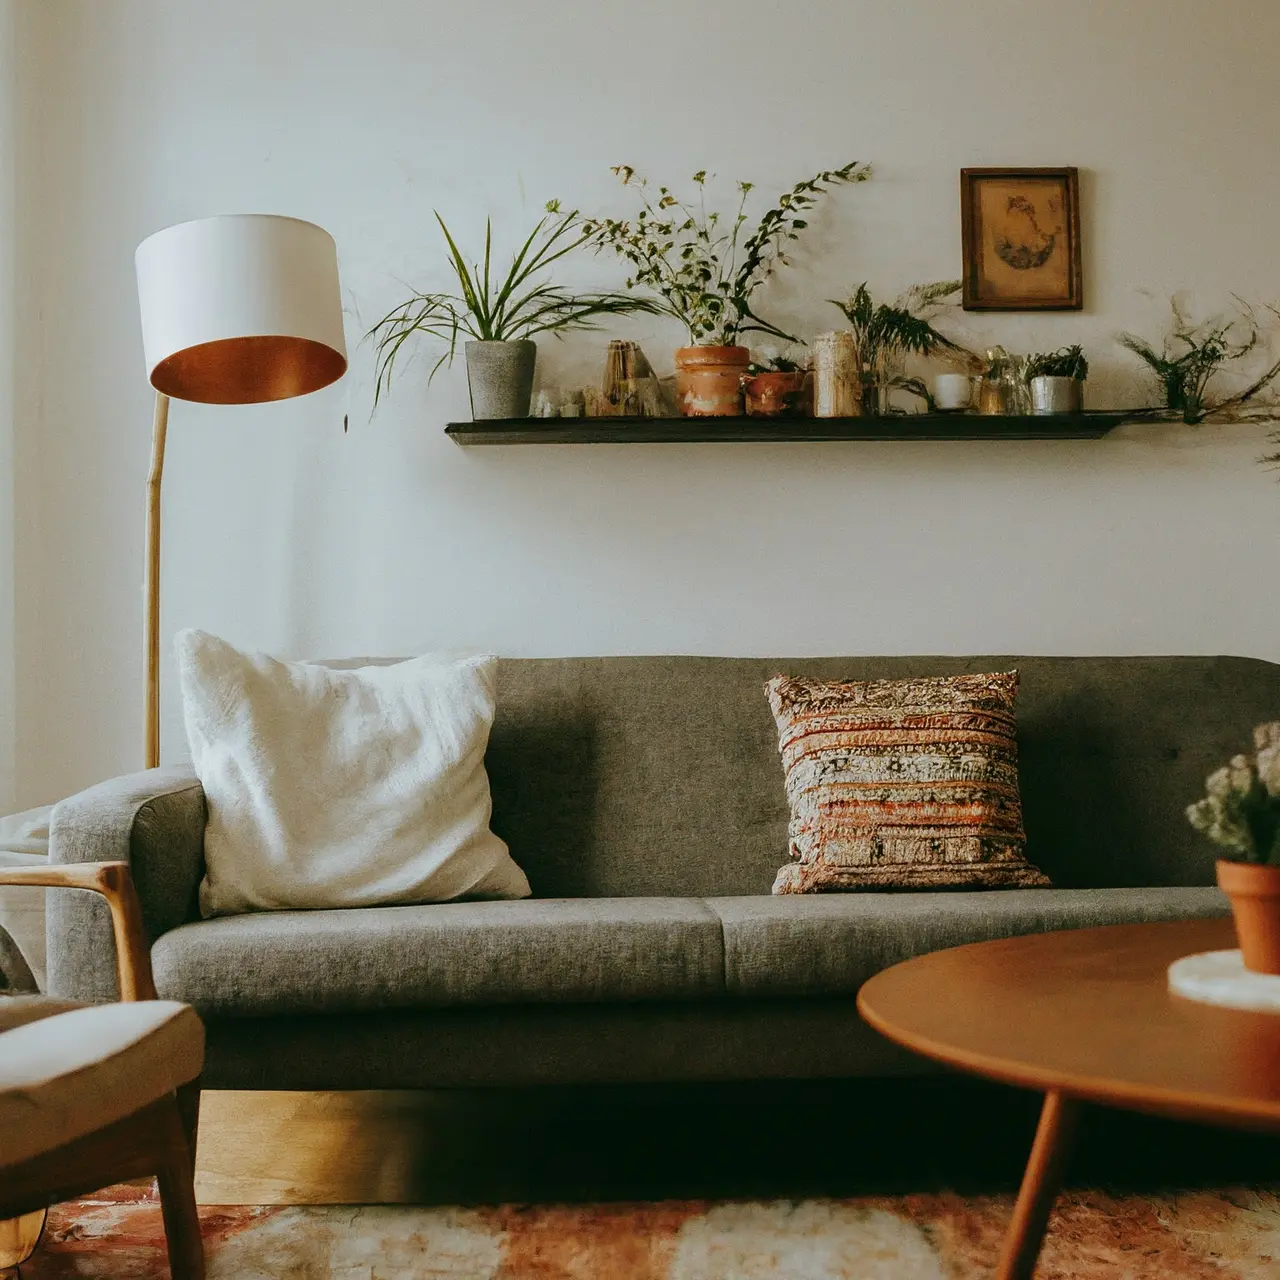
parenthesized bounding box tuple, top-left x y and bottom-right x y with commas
(135, 214, 347, 404)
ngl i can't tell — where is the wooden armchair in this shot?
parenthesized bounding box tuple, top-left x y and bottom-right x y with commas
(0, 861, 204, 1279)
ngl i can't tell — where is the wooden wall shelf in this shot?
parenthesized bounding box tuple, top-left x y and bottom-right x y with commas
(445, 412, 1132, 445)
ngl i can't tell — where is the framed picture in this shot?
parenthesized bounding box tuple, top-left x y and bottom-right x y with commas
(960, 167, 1082, 311)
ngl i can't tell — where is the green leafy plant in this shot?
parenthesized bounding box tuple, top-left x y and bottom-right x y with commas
(1118, 298, 1280, 425)
(829, 280, 964, 409)
(746, 347, 806, 375)
(367, 202, 660, 406)
(1187, 723, 1280, 865)
(1026, 345, 1089, 381)
(582, 162, 872, 347)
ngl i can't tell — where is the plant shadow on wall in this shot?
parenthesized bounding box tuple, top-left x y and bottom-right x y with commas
(366, 202, 661, 419)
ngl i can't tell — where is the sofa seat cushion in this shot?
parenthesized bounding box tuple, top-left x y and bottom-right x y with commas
(708, 887, 1231, 998)
(152, 898, 724, 1017)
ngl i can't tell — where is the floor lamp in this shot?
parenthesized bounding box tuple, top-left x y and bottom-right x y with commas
(134, 214, 347, 769)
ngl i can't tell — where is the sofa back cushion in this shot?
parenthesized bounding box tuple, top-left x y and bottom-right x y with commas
(481, 655, 1280, 897)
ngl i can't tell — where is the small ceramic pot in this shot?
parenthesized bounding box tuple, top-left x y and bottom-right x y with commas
(1030, 375, 1084, 415)
(675, 346, 749, 416)
(742, 370, 805, 418)
(933, 373, 973, 412)
(465, 340, 537, 420)
(1216, 859, 1280, 974)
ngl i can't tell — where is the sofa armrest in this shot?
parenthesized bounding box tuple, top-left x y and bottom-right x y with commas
(46, 769, 205, 1001)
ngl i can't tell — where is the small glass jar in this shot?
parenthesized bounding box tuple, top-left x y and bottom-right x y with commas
(978, 347, 1011, 415)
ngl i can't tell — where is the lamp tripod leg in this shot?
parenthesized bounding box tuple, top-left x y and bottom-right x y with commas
(144, 391, 169, 770)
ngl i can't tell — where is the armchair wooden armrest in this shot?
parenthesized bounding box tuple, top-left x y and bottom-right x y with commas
(0, 862, 157, 1001)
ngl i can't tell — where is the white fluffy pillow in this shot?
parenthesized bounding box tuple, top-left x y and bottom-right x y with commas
(177, 630, 530, 917)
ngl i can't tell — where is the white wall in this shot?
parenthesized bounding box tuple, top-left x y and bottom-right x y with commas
(12, 0, 1280, 805)
(0, 0, 20, 813)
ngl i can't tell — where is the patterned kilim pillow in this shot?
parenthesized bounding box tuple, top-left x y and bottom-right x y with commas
(766, 670, 1051, 893)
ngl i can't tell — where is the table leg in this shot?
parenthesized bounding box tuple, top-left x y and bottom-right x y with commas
(995, 1090, 1080, 1280)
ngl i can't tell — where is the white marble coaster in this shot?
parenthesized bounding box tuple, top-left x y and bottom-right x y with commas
(1168, 949, 1280, 1013)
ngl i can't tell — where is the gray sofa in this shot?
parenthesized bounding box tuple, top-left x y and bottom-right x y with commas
(46, 655, 1275, 1090)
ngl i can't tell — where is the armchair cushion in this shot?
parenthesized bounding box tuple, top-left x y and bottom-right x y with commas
(0, 996, 84, 1032)
(0, 1001, 203, 1167)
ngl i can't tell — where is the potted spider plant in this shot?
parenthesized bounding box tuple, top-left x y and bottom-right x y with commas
(1026, 345, 1089, 414)
(1186, 722, 1280, 974)
(369, 202, 659, 420)
(583, 162, 871, 416)
(829, 281, 964, 414)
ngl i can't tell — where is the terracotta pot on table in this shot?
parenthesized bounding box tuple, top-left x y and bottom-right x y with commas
(742, 370, 806, 418)
(674, 345, 749, 417)
(1216, 858, 1280, 974)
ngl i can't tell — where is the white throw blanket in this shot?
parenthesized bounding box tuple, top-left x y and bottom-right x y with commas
(0, 806, 52, 990)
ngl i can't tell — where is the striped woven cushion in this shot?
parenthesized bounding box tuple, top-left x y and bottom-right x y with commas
(766, 670, 1050, 893)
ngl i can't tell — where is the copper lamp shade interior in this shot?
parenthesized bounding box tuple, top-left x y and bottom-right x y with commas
(148, 334, 348, 405)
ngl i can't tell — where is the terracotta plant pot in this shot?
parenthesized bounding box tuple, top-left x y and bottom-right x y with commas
(1216, 859, 1280, 974)
(743, 370, 806, 418)
(674, 345, 749, 417)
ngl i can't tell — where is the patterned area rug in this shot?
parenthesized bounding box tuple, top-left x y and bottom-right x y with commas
(9, 1186, 1280, 1278)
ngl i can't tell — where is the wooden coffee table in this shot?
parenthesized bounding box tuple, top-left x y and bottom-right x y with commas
(857, 918, 1280, 1280)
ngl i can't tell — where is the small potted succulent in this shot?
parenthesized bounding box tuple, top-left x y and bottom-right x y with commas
(368, 202, 658, 420)
(742, 349, 808, 418)
(1186, 722, 1280, 974)
(1025, 346, 1089, 414)
(584, 162, 871, 417)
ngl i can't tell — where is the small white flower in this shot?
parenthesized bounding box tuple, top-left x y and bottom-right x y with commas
(1228, 755, 1257, 794)
(1257, 742, 1280, 797)
(1206, 766, 1233, 799)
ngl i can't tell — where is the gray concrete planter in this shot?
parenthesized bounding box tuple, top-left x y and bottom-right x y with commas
(465, 340, 536, 420)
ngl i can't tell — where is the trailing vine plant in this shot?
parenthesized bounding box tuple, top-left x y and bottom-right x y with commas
(582, 162, 872, 347)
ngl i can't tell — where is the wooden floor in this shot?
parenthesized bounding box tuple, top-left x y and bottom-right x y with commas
(194, 1079, 1280, 1206)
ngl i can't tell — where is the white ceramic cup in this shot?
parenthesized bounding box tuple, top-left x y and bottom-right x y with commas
(933, 372, 972, 411)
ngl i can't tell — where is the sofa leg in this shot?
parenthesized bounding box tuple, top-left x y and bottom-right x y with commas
(156, 1098, 205, 1280)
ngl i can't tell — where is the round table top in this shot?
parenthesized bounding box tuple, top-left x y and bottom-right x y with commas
(857, 918, 1280, 1131)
